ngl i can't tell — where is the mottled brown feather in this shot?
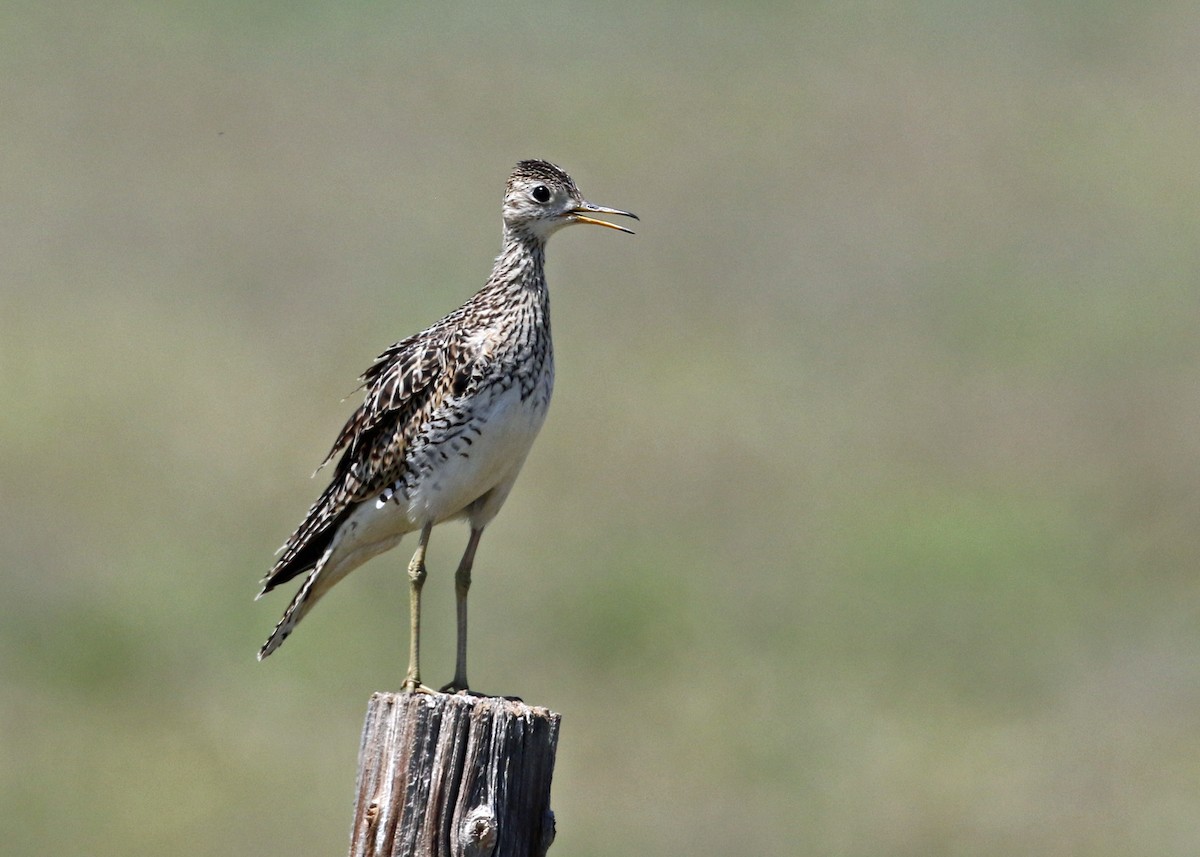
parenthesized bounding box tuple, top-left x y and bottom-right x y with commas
(259, 328, 454, 593)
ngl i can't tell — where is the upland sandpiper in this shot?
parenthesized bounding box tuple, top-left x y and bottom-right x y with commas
(257, 159, 637, 692)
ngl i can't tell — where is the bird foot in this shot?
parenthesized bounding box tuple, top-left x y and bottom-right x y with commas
(439, 682, 523, 703)
(401, 678, 439, 695)
(438, 681, 478, 695)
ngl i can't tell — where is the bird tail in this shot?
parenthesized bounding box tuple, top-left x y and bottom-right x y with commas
(257, 551, 342, 660)
(257, 530, 405, 660)
(259, 572, 316, 660)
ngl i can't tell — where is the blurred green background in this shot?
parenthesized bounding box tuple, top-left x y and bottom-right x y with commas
(4, 2, 1200, 855)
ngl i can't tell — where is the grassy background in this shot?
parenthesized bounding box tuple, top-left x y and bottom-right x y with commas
(4, 2, 1200, 855)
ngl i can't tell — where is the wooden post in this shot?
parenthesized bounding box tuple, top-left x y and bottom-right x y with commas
(348, 691, 561, 857)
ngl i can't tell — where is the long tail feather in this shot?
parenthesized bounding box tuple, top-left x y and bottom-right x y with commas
(258, 558, 329, 660)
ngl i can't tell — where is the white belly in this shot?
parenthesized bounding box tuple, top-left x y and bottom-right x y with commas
(406, 381, 550, 526)
(320, 374, 551, 585)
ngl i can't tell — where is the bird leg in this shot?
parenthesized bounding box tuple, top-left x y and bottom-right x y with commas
(442, 526, 484, 693)
(403, 523, 434, 693)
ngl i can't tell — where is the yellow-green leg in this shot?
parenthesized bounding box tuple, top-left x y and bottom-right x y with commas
(403, 523, 435, 693)
(442, 526, 483, 693)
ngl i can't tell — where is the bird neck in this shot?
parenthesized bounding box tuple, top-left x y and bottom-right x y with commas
(475, 230, 553, 360)
(490, 228, 549, 297)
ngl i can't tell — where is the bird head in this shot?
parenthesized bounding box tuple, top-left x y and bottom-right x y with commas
(502, 159, 638, 241)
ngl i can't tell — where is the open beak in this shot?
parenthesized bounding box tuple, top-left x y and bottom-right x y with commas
(569, 201, 639, 234)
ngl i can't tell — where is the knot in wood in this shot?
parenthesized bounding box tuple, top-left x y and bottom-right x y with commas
(540, 808, 556, 853)
(459, 805, 497, 856)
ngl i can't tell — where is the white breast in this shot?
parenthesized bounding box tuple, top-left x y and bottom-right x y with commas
(406, 377, 552, 527)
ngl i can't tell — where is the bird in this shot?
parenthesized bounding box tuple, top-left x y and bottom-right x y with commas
(257, 159, 637, 693)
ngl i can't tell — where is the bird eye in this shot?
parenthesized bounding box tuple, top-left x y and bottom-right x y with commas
(530, 185, 551, 204)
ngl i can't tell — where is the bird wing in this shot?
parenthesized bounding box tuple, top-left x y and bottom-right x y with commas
(259, 327, 457, 593)
(319, 330, 455, 470)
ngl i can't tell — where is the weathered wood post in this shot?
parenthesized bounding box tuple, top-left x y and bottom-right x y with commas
(348, 692, 561, 857)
